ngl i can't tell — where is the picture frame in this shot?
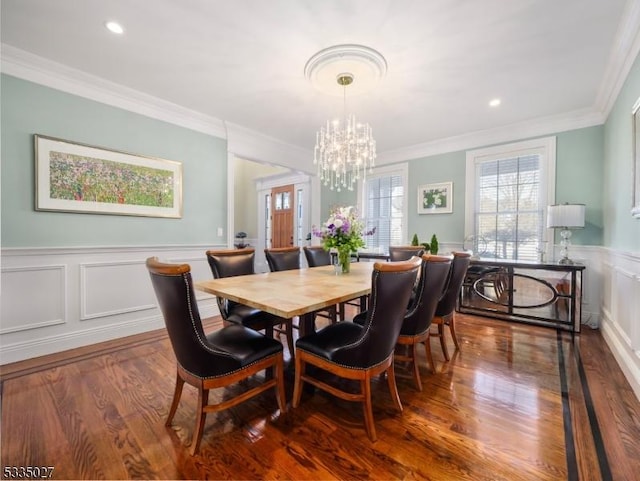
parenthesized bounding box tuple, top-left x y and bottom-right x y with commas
(35, 135, 183, 218)
(418, 181, 453, 214)
(632, 97, 640, 219)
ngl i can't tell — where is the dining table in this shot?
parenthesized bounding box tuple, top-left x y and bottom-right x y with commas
(194, 261, 376, 337)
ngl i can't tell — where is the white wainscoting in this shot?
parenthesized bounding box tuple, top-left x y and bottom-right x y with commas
(0, 245, 222, 365)
(599, 247, 640, 401)
(2, 243, 639, 403)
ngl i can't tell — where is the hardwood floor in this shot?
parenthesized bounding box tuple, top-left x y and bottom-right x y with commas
(2, 313, 639, 480)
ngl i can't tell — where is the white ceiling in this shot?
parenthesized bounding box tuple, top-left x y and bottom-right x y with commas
(2, 0, 639, 164)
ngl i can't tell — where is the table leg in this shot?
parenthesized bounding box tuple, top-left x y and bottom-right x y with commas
(299, 312, 316, 338)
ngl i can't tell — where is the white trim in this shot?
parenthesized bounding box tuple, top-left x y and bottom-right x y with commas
(1, 43, 621, 169)
(465, 136, 557, 259)
(379, 110, 600, 165)
(0, 44, 227, 138)
(358, 163, 409, 245)
(79, 260, 156, 320)
(595, 0, 640, 117)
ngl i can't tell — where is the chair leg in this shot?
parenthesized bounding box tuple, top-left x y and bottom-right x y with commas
(284, 320, 295, 363)
(361, 378, 377, 442)
(424, 340, 435, 373)
(166, 371, 185, 426)
(190, 388, 209, 456)
(438, 323, 450, 361)
(386, 362, 404, 412)
(448, 313, 460, 350)
(292, 354, 305, 408)
(409, 343, 422, 392)
(274, 354, 287, 413)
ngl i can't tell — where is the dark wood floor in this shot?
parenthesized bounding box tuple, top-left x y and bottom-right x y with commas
(2, 313, 639, 480)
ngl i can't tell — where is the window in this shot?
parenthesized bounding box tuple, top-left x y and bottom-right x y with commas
(465, 137, 556, 261)
(359, 164, 408, 253)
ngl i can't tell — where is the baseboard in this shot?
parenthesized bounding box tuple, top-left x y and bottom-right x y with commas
(601, 315, 640, 401)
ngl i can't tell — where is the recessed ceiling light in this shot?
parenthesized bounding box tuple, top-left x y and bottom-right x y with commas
(489, 98, 501, 107)
(105, 21, 124, 34)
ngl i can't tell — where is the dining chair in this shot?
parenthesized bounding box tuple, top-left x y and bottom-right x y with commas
(267, 246, 338, 325)
(206, 249, 296, 361)
(264, 246, 301, 272)
(292, 257, 422, 442)
(388, 245, 425, 262)
(302, 246, 341, 324)
(302, 245, 331, 267)
(146, 257, 286, 455)
(394, 254, 452, 388)
(430, 251, 472, 361)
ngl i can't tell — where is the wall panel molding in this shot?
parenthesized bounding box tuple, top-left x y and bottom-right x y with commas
(0, 264, 67, 334)
(79, 260, 157, 320)
(599, 247, 640, 401)
(0, 245, 221, 364)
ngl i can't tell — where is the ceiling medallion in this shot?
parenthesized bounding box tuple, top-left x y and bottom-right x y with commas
(304, 44, 387, 97)
(308, 45, 385, 191)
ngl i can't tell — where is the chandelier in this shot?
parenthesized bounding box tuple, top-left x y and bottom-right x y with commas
(313, 73, 376, 191)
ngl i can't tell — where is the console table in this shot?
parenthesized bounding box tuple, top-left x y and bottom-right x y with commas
(458, 258, 585, 332)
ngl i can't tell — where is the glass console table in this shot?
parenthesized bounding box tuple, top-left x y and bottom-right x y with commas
(458, 258, 585, 332)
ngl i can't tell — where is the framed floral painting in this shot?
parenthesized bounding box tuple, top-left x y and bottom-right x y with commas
(418, 182, 453, 214)
(35, 135, 182, 218)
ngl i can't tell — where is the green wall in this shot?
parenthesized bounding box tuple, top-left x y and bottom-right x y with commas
(321, 125, 606, 247)
(604, 54, 640, 252)
(408, 127, 605, 246)
(1, 75, 228, 247)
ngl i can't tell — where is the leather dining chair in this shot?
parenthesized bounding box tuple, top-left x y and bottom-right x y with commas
(206, 249, 295, 361)
(388, 245, 425, 262)
(302, 246, 340, 324)
(353, 254, 452, 388)
(302, 245, 331, 267)
(430, 251, 472, 361)
(146, 257, 286, 455)
(267, 246, 338, 326)
(264, 246, 301, 272)
(394, 255, 452, 388)
(292, 257, 422, 442)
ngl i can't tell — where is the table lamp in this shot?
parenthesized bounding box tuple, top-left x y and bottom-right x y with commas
(546, 203, 585, 264)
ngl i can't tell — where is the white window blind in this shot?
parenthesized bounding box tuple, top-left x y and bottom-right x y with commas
(360, 165, 407, 253)
(466, 137, 556, 262)
(476, 155, 542, 260)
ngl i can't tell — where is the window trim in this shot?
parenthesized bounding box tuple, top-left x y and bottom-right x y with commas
(358, 162, 409, 247)
(464, 137, 557, 255)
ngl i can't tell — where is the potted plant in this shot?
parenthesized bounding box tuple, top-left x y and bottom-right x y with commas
(430, 234, 439, 255)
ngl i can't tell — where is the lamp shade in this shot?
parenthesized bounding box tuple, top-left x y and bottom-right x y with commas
(547, 203, 585, 228)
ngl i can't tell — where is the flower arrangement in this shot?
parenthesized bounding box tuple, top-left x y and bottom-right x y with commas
(313, 206, 375, 273)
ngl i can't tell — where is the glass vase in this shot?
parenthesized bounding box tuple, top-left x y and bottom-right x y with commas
(337, 247, 351, 274)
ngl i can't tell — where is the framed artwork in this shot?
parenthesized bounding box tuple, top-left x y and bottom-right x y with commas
(35, 135, 183, 218)
(418, 181, 453, 214)
(632, 97, 640, 219)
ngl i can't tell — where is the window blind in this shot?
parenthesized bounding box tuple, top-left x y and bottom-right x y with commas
(475, 154, 543, 261)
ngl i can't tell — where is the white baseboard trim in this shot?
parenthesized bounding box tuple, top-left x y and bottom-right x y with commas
(601, 315, 640, 401)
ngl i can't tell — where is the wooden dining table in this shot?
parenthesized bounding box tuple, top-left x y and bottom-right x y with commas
(194, 262, 376, 337)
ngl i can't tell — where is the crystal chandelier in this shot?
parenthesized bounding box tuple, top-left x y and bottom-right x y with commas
(313, 73, 376, 191)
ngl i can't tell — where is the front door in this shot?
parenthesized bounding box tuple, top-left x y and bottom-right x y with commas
(271, 184, 294, 248)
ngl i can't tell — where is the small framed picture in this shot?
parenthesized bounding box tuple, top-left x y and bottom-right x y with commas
(418, 182, 453, 214)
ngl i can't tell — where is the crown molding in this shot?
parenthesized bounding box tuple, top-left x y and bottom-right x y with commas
(595, 0, 640, 117)
(225, 121, 314, 173)
(0, 44, 228, 138)
(0, 44, 313, 167)
(377, 108, 604, 164)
